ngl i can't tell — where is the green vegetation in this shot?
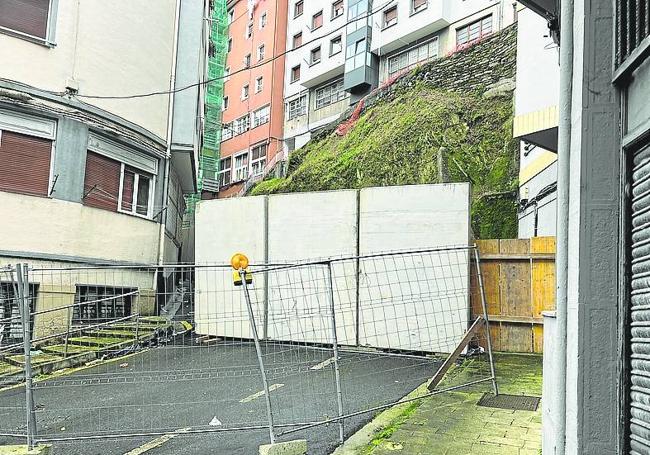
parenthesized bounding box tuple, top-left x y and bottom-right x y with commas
(250, 83, 518, 238)
(359, 400, 423, 455)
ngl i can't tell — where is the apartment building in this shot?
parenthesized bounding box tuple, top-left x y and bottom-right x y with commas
(283, 0, 519, 152)
(0, 0, 207, 338)
(512, 6, 559, 238)
(217, 0, 288, 198)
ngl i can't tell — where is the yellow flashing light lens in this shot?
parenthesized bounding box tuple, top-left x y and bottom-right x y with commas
(231, 253, 249, 270)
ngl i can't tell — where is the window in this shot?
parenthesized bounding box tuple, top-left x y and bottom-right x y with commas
(223, 96, 229, 111)
(312, 11, 323, 30)
(246, 22, 253, 39)
(294, 0, 304, 18)
(83, 151, 153, 217)
(242, 84, 249, 99)
(383, 6, 398, 28)
(291, 65, 301, 82)
(347, 0, 368, 32)
(244, 53, 251, 68)
(120, 167, 153, 217)
(287, 95, 307, 120)
(255, 76, 264, 93)
(0, 282, 36, 343)
(228, 37, 233, 52)
(233, 114, 250, 135)
(257, 44, 265, 61)
(259, 12, 267, 29)
(332, 0, 344, 19)
(250, 143, 267, 176)
(293, 32, 303, 49)
(0, 0, 52, 41)
(228, 9, 235, 24)
(73, 286, 134, 324)
(310, 46, 322, 65)
(456, 15, 493, 46)
(387, 37, 439, 77)
(218, 157, 232, 187)
(315, 79, 347, 109)
(330, 36, 342, 55)
(345, 38, 368, 71)
(411, 0, 427, 14)
(252, 105, 270, 127)
(234, 153, 249, 181)
(224, 67, 231, 81)
(222, 114, 250, 141)
(0, 130, 53, 197)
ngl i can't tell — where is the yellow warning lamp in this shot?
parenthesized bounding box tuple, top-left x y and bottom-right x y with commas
(231, 253, 253, 286)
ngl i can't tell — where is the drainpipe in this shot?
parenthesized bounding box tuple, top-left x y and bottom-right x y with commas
(157, 0, 182, 267)
(552, 0, 574, 452)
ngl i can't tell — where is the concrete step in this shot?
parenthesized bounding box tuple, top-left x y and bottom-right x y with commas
(82, 329, 154, 339)
(5, 352, 63, 367)
(66, 336, 133, 348)
(40, 344, 100, 355)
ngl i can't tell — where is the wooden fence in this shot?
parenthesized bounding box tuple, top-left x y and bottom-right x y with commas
(470, 237, 556, 353)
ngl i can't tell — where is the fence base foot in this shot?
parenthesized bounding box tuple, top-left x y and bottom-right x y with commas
(0, 445, 52, 455)
(259, 440, 307, 455)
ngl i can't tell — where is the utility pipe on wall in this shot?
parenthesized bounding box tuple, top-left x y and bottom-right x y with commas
(157, 0, 183, 267)
(550, 0, 574, 453)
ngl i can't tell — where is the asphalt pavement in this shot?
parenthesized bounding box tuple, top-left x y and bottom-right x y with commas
(0, 341, 438, 454)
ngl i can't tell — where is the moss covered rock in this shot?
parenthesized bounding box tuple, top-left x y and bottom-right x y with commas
(250, 83, 518, 238)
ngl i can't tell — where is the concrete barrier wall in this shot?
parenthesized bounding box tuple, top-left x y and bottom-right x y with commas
(194, 183, 471, 352)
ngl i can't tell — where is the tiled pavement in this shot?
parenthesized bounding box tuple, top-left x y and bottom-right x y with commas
(363, 354, 543, 455)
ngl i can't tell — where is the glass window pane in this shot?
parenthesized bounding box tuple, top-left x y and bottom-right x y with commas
(136, 176, 150, 216)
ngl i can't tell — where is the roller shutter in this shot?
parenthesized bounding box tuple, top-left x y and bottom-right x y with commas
(630, 144, 650, 454)
(0, 130, 52, 197)
(0, 0, 50, 39)
(83, 151, 121, 212)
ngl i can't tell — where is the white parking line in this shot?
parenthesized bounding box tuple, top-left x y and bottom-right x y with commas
(310, 357, 335, 370)
(239, 383, 285, 403)
(123, 427, 191, 455)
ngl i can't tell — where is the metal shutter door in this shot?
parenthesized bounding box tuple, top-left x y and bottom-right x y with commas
(0, 0, 50, 38)
(0, 130, 52, 197)
(83, 151, 121, 212)
(631, 144, 650, 454)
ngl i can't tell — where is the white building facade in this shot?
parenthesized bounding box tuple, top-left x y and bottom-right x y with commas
(283, 0, 519, 153)
(0, 0, 208, 336)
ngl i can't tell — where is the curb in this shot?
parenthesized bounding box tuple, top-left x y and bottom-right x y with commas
(331, 382, 429, 455)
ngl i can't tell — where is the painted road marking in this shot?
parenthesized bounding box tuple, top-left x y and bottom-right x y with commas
(123, 427, 191, 455)
(240, 383, 285, 403)
(209, 416, 222, 426)
(310, 357, 335, 370)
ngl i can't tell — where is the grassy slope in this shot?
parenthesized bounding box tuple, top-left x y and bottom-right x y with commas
(251, 82, 518, 238)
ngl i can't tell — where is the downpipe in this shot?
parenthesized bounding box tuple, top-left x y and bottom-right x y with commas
(548, 0, 574, 453)
(157, 0, 182, 268)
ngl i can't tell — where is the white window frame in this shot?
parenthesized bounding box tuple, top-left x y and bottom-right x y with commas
(233, 151, 250, 182)
(255, 76, 264, 93)
(250, 143, 267, 177)
(223, 96, 229, 111)
(257, 44, 265, 61)
(242, 84, 249, 100)
(259, 12, 267, 29)
(310, 46, 322, 65)
(383, 6, 398, 28)
(218, 156, 232, 187)
(386, 36, 439, 78)
(294, 0, 304, 18)
(117, 164, 155, 220)
(293, 32, 302, 49)
(252, 105, 270, 128)
(312, 10, 323, 30)
(246, 22, 253, 39)
(332, 0, 344, 19)
(291, 65, 301, 83)
(314, 79, 347, 110)
(287, 95, 307, 120)
(411, 0, 428, 15)
(330, 35, 342, 56)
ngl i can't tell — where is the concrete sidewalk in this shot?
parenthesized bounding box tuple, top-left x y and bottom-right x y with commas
(354, 354, 542, 455)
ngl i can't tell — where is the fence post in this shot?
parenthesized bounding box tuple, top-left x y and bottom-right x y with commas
(16, 263, 36, 449)
(472, 247, 499, 396)
(240, 267, 275, 444)
(326, 262, 345, 444)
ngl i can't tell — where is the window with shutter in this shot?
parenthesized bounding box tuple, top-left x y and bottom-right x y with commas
(0, 130, 52, 197)
(312, 11, 323, 30)
(83, 152, 121, 212)
(383, 7, 397, 28)
(0, 0, 50, 39)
